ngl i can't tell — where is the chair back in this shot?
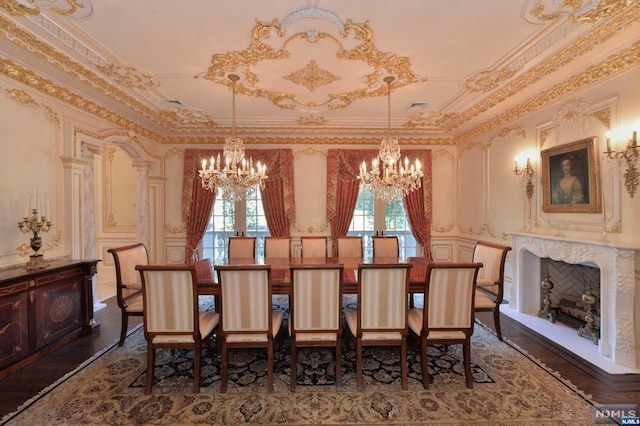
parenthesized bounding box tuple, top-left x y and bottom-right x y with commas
(216, 264, 273, 338)
(472, 241, 511, 300)
(301, 236, 328, 258)
(290, 264, 343, 334)
(336, 236, 363, 258)
(137, 264, 199, 343)
(424, 262, 482, 332)
(109, 243, 149, 306)
(357, 263, 411, 335)
(264, 236, 291, 258)
(228, 236, 256, 259)
(372, 236, 399, 259)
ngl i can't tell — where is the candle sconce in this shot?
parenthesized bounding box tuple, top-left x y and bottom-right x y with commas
(604, 130, 639, 197)
(18, 208, 52, 270)
(514, 157, 535, 200)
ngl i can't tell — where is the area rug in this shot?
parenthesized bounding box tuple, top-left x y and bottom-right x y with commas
(1, 296, 597, 425)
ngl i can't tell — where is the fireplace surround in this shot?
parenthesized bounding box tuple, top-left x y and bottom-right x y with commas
(508, 232, 639, 373)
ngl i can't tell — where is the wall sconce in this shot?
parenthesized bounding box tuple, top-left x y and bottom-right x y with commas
(514, 156, 535, 200)
(604, 129, 639, 197)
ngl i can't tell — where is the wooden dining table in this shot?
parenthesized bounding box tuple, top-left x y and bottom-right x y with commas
(195, 256, 430, 296)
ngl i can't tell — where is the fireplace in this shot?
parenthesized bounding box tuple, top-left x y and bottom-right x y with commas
(508, 233, 639, 373)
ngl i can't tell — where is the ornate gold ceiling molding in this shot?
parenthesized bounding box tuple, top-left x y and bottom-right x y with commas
(283, 60, 341, 92)
(457, 40, 640, 143)
(95, 63, 156, 91)
(200, 7, 425, 112)
(448, 3, 639, 134)
(0, 0, 90, 17)
(464, 66, 519, 93)
(0, 0, 39, 15)
(0, 84, 59, 126)
(529, 0, 633, 24)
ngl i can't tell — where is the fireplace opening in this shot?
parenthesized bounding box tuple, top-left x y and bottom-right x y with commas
(538, 258, 601, 342)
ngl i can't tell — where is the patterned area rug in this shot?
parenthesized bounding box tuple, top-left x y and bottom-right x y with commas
(2, 296, 596, 425)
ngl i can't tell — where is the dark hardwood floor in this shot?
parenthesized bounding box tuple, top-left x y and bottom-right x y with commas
(1, 299, 638, 418)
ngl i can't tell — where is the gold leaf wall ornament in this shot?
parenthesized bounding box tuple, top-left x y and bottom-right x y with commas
(283, 60, 341, 92)
(96, 63, 156, 91)
(200, 11, 425, 112)
(540, 127, 555, 145)
(0, 86, 59, 126)
(589, 107, 611, 130)
(159, 108, 219, 128)
(552, 98, 593, 133)
(0, 0, 40, 16)
(464, 66, 519, 93)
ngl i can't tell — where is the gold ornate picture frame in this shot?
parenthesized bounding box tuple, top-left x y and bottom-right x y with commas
(541, 137, 601, 213)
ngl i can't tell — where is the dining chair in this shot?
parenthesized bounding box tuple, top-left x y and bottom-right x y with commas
(336, 236, 363, 258)
(344, 262, 412, 390)
(301, 236, 328, 258)
(264, 236, 291, 258)
(472, 241, 511, 341)
(108, 243, 149, 347)
(136, 264, 219, 394)
(408, 262, 482, 389)
(289, 264, 344, 391)
(228, 236, 256, 259)
(215, 264, 283, 392)
(372, 235, 399, 259)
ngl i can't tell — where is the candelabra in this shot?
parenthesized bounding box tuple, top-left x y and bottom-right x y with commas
(604, 130, 639, 197)
(18, 208, 52, 270)
(514, 156, 534, 230)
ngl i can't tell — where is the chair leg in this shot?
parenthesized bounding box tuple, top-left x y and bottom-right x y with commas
(118, 312, 128, 347)
(220, 341, 228, 393)
(400, 337, 408, 390)
(493, 308, 503, 341)
(335, 338, 342, 391)
(193, 344, 201, 394)
(145, 345, 155, 395)
(290, 339, 297, 392)
(421, 337, 429, 389)
(267, 340, 274, 393)
(463, 338, 473, 389)
(356, 340, 363, 391)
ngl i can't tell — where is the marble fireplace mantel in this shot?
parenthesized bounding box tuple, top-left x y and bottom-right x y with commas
(509, 232, 639, 370)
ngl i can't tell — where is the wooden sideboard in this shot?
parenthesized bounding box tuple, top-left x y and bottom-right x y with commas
(0, 259, 100, 378)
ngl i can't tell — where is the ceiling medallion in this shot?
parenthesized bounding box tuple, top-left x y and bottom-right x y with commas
(528, 0, 633, 23)
(283, 60, 341, 92)
(200, 6, 425, 113)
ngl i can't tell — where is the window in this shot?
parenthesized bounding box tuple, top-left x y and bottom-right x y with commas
(202, 187, 269, 262)
(348, 185, 417, 259)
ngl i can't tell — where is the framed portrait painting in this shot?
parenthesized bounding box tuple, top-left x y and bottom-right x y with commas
(541, 136, 602, 213)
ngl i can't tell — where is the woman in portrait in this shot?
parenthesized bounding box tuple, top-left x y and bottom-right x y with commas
(552, 154, 585, 204)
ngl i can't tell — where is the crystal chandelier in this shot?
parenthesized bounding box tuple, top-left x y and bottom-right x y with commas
(199, 74, 267, 201)
(357, 76, 423, 201)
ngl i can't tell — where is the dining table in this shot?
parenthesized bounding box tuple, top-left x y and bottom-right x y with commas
(195, 256, 430, 296)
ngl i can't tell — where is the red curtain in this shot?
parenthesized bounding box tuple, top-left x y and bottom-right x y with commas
(326, 148, 432, 259)
(326, 149, 377, 256)
(182, 149, 295, 259)
(402, 149, 433, 260)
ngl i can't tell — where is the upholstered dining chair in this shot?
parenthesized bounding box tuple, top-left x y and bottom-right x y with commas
(264, 236, 291, 258)
(289, 264, 344, 391)
(472, 241, 511, 341)
(301, 236, 328, 258)
(215, 264, 283, 393)
(227, 236, 256, 259)
(372, 235, 399, 259)
(408, 262, 482, 389)
(136, 264, 219, 394)
(336, 236, 363, 258)
(344, 262, 412, 390)
(108, 243, 149, 347)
